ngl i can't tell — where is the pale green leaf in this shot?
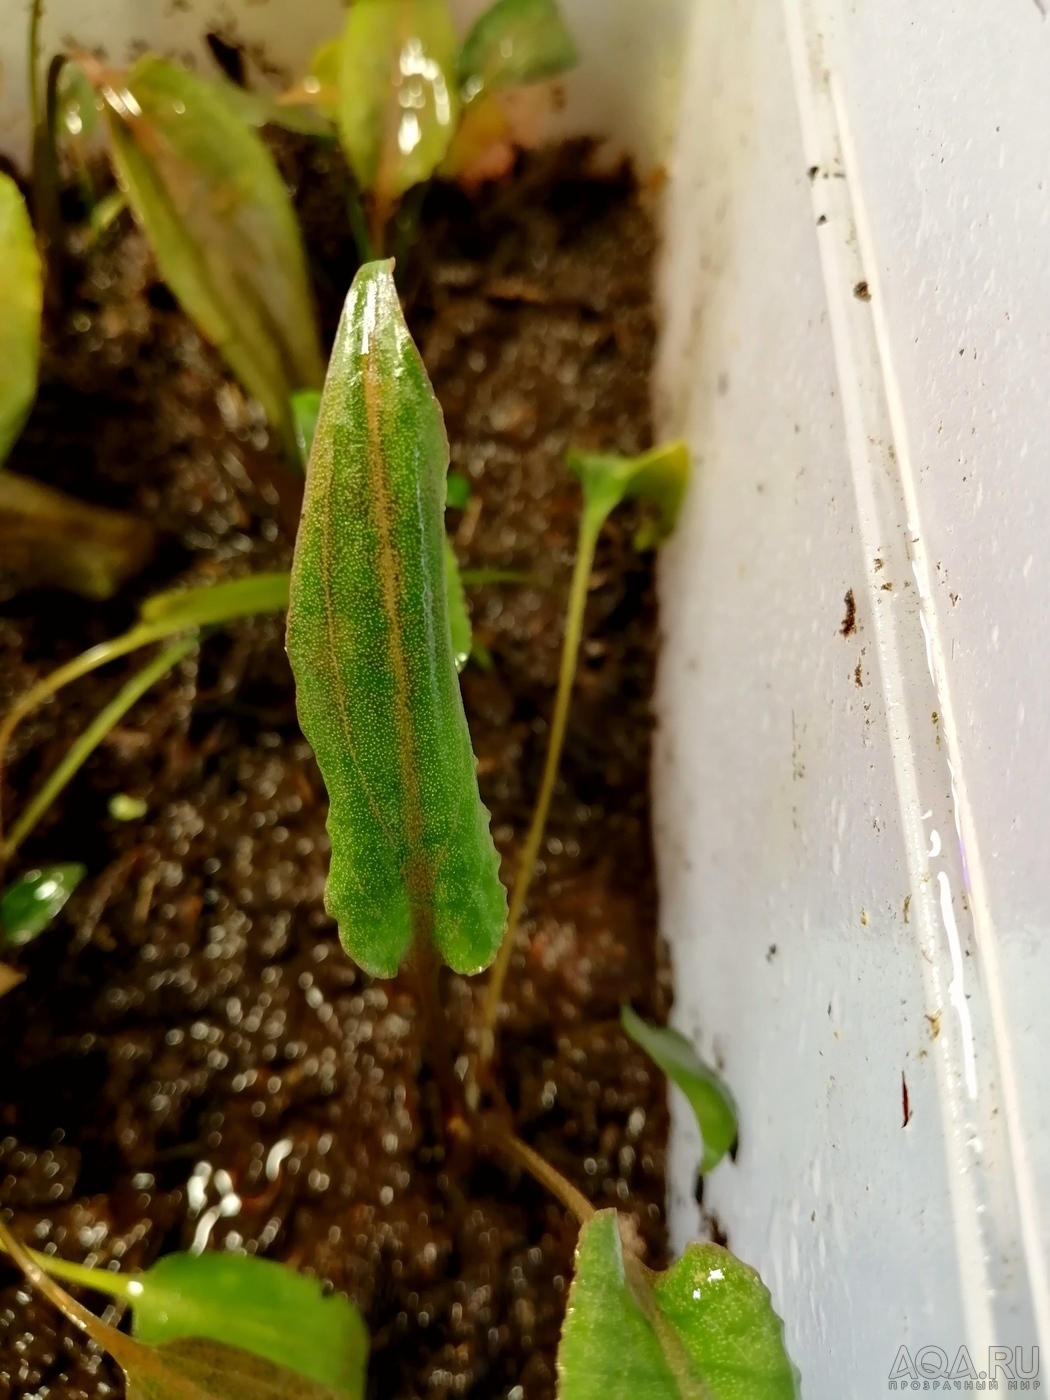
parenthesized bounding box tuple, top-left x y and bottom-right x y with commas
(622, 1006, 737, 1173)
(338, 0, 460, 208)
(445, 470, 471, 510)
(558, 1211, 799, 1400)
(445, 537, 472, 672)
(292, 389, 323, 466)
(138, 573, 290, 630)
(108, 794, 148, 821)
(211, 77, 334, 138)
(567, 441, 691, 549)
(286, 260, 505, 977)
(1, 864, 86, 948)
(0, 174, 42, 465)
(87, 54, 324, 457)
(458, 0, 578, 100)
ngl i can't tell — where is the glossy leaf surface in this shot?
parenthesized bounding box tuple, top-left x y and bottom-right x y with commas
(458, 0, 578, 98)
(567, 441, 691, 549)
(127, 1253, 366, 1396)
(0, 174, 42, 465)
(89, 54, 324, 454)
(339, 0, 460, 207)
(1, 864, 86, 947)
(622, 1006, 737, 1173)
(559, 1211, 798, 1400)
(287, 261, 505, 976)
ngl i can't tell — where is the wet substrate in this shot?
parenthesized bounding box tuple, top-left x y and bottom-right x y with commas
(0, 144, 670, 1399)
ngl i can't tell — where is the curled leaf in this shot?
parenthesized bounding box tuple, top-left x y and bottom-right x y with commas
(0, 173, 42, 465)
(567, 440, 690, 550)
(0, 470, 154, 601)
(458, 0, 578, 101)
(82, 53, 324, 457)
(558, 1210, 799, 1400)
(1, 863, 86, 948)
(287, 260, 505, 977)
(622, 1006, 737, 1173)
(338, 0, 460, 212)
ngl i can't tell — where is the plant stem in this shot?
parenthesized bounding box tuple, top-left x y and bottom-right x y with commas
(410, 904, 463, 1126)
(2, 634, 197, 861)
(345, 181, 376, 264)
(27, 0, 43, 135)
(479, 513, 600, 1062)
(488, 1123, 595, 1225)
(0, 1214, 128, 1354)
(0, 1240, 137, 1301)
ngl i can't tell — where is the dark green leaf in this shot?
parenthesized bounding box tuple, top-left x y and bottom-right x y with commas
(458, 0, 578, 100)
(1, 864, 86, 948)
(0, 470, 154, 600)
(567, 441, 690, 549)
(126, 1253, 365, 1397)
(287, 260, 505, 976)
(85, 53, 324, 456)
(0, 173, 42, 465)
(338, 0, 460, 209)
(621, 1006, 737, 1173)
(558, 1210, 799, 1400)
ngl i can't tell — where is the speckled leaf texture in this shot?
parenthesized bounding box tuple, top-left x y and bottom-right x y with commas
(286, 260, 505, 977)
(558, 1211, 799, 1400)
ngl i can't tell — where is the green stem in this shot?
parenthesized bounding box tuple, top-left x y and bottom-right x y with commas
(21, 1246, 138, 1301)
(27, 0, 43, 134)
(479, 513, 600, 1062)
(2, 634, 197, 860)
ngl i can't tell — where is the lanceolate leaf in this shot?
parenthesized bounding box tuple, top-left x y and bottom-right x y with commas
(287, 260, 505, 977)
(558, 1211, 799, 1400)
(458, 0, 578, 100)
(1, 864, 86, 947)
(338, 0, 460, 210)
(36, 1250, 367, 1397)
(0, 173, 42, 465)
(622, 1006, 737, 1173)
(85, 54, 324, 456)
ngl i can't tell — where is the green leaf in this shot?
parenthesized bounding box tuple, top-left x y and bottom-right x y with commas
(338, 0, 460, 209)
(458, 0, 578, 100)
(120, 1253, 365, 1397)
(558, 1211, 799, 1400)
(0, 173, 42, 466)
(445, 470, 471, 510)
(292, 389, 323, 467)
(567, 441, 691, 549)
(445, 537, 472, 673)
(621, 1006, 737, 1173)
(57, 59, 100, 140)
(0, 469, 154, 600)
(86, 53, 324, 457)
(211, 77, 334, 138)
(286, 260, 505, 977)
(1, 864, 86, 948)
(138, 573, 291, 630)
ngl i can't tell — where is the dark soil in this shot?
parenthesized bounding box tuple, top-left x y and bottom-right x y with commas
(0, 143, 669, 1400)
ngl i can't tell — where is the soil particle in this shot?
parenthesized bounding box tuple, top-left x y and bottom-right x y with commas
(0, 144, 670, 1399)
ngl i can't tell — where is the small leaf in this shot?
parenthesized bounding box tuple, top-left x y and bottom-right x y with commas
(280, 39, 341, 123)
(1, 864, 86, 948)
(567, 441, 690, 549)
(211, 78, 334, 138)
(292, 389, 323, 466)
(287, 260, 505, 977)
(445, 470, 471, 510)
(84, 53, 324, 457)
(109, 793, 148, 821)
(0, 469, 154, 600)
(458, 0, 578, 100)
(445, 538, 472, 673)
(621, 1007, 737, 1173)
(558, 1210, 799, 1400)
(57, 60, 100, 140)
(139, 573, 290, 631)
(0, 173, 42, 465)
(124, 1252, 366, 1397)
(338, 0, 460, 210)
